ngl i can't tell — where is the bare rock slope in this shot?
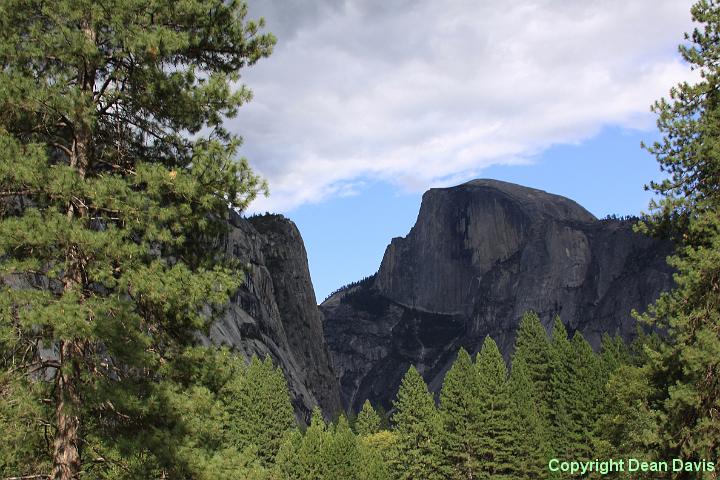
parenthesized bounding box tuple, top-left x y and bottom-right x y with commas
(321, 179, 674, 411)
(201, 212, 343, 420)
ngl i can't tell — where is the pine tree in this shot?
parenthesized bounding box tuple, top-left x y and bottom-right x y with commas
(596, 362, 658, 469)
(507, 357, 548, 480)
(358, 432, 394, 480)
(273, 428, 305, 480)
(509, 311, 554, 477)
(547, 316, 573, 457)
(474, 336, 517, 479)
(356, 400, 382, 437)
(0, 372, 52, 476)
(439, 348, 482, 480)
(274, 408, 329, 480)
(221, 356, 296, 465)
(512, 311, 553, 420)
(566, 332, 603, 459)
(391, 366, 445, 480)
(631, 0, 720, 467)
(0, 1, 275, 477)
(598, 333, 631, 378)
(323, 416, 361, 480)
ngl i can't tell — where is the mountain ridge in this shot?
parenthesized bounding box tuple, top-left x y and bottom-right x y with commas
(320, 179, 674, 411)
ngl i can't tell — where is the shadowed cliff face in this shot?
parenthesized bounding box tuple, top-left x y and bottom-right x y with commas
(199, 212, 342, 421)
(321, 179, 674, 412)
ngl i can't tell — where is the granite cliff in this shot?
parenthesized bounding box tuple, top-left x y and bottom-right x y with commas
(321, 179, 674, 412)
(199, 212, 343, 421)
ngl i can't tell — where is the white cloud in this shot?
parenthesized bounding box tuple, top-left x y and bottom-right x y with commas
(235, 0, 697, 212)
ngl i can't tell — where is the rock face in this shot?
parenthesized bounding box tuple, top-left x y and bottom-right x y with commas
(321, 179, 674, 412)
(200, 212, 343, 421)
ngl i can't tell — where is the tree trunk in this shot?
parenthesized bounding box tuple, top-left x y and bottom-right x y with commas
(51, 341, 82, 480)
(51, 122, 90, 480)
(51, 17, 95, 478)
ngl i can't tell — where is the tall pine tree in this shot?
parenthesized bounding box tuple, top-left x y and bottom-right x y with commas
(512, 311, 553, 421)
(507, 357, 549, 480)
(0, 1, 274, 477)
(274, 408, 329, 480)
(221, 355, 296, 465)
(474, 336, 518, 479)
(439, 348, 483, 480)
(566, 332, 603, 459)
(547, 316, 573, 457)
(631, 0, 720, 468)
(391, 366, 445, 480)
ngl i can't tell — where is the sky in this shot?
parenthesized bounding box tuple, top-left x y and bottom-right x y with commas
(232, 0, 697, 302)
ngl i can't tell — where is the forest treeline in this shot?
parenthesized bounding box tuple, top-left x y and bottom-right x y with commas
(0, 310, 654, 479)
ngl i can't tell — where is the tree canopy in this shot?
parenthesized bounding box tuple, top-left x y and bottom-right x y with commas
(0, 0, 275, 477)
(631, 0, 720, 465)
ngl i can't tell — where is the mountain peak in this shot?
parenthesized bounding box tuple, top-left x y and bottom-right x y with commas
(425, 179, 597, 224)
(322, 181, 673, 411)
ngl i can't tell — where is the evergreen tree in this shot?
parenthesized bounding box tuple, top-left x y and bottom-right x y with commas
(323, 416, 362, 480)
(598, 333, 631, 378)
(391, 366, 445, 480)
(439, 348, 482, 480)
(474, 336, 517, 479)
(565, 332, 603, 458)
(0, 372, 52, 476)
(597, 363, 658, 473)
(509, 311, 554, 477)
(547, 316, 573, 457)
(274, 408, 329, 480)
(273, 428, 306, 480)
(375, 404, 392, 431)
(0, 1, 275, 477)
(631, 0, 720, 467)
(356, 399, 382, 437)
(544, 324, 607, 462)
(221, 356, 295, 465)
(507, 358, 548, 480)
(512, 311, 553, 420)
(358, 432, 395, 480)
(303, 409, 329, 478)
(89, 346, 278, 479)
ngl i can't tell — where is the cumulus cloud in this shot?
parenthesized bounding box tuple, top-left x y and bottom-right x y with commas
(235, 0, 696, 212)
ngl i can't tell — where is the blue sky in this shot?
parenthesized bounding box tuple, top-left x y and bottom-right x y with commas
(233, 0, 697, 301)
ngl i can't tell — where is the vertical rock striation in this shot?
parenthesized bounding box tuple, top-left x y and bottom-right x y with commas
(321, 179, 674, 412)
(201, 212, 342, 420)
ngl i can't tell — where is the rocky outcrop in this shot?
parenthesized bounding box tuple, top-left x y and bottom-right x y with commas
(321, 179, 674, 412)
(200, 212, 343, 421)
